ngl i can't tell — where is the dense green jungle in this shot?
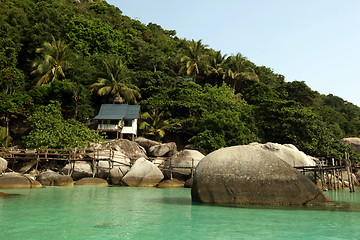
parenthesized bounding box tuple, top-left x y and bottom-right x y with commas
(1, 0, 359, 161)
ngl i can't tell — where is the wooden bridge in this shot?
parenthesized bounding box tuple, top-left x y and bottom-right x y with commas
(0, 148, 195, 179)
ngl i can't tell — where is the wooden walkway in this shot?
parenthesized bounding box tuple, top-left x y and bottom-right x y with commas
(0, 148, 124, 177)
(295, 164, 356, 192)
(0, 148, 195, 179)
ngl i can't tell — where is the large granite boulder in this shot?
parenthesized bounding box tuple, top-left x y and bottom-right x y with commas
(250, 142, 316, 167)
(36, 170, 74, 186)
(164, 150, 205, 180)
(60, 161, 93, 180)
(74, 177, 108, 186)
(122, 158, 164, 187)
(342, 137, 360, 154)
(0, 173, 42, 189)
(191, 145, 332, 206)
(0, 157, 7, 174)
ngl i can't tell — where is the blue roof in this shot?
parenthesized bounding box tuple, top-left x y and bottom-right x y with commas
(94, 104, 140, 120)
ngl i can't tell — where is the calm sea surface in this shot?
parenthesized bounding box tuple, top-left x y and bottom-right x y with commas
(0, 186, 359, 240)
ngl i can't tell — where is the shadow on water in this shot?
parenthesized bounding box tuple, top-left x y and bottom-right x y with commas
(0, 192, 22, 198)
(146, 196, 360, 212)
(145, 197, 192, 206)
(193, 201, 360, 212)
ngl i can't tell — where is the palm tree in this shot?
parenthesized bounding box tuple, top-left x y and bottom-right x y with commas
(205, 50, 227, 85)
(31, 37, 76, 86)
(225, 53, 259, 91)
(90, 56, 140, 104)
(179, 39, 208, 81)
(139, 110, 178, 141)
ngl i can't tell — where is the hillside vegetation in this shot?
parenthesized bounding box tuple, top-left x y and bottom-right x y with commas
(1, 0, 359, 161)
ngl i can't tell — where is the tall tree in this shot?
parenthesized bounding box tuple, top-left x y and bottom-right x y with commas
(31, 37, 76, 86)
(205, 50, 227, 85)
(139, 110, 177, 141)
(179, 39, 208, 81)
(90, 56, 140, 104)
(225, 53, 259, 92)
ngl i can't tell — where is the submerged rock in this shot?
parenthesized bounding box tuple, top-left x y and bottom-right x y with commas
(191, 145, 332, 206)
(157, 179, 185, 188)
(74, 177, 108, 186)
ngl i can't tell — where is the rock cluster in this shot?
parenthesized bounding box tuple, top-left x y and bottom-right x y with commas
(0, 138, 202, 189)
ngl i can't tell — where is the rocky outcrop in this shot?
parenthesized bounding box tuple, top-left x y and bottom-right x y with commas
(60, 161, 93, 180)
(0, 157, 7, 174)
(74, 177, 108, 186)
(0, 173, 42, 189)
(249, 142, 316, 167)
(163, 150, 205, 180)
(342, 137, 360, 154)
(36, 171, 74, 186)
(191, 145, 333, 206)
(107, 139, 147, 161)
(122, 158, 164, 187)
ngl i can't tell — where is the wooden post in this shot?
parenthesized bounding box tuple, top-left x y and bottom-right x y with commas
(345, 152, 354, 192)
(169, 158, 173, 180)
(191, 158, 194, 178)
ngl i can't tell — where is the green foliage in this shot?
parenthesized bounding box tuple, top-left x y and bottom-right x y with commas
(31, 37, 76, 86)
(0, 67, 25, 93)
(90, 56, 140, 104)
(0, 0, 359, 159)
(139, 110, 178, 141)
(24, 102, 103, 149)
(0, 91, 33, 119)
(189, 109, 258, 153)
(66, 16, 131, 58)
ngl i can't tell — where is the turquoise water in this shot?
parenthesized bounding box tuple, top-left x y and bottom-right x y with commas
(0, 187, 359, 240)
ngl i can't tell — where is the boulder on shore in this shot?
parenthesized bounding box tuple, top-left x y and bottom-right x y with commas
(164, 150, 205, 180)
(36, 170, 74, 186)
(107, 139, 147, 162)
(342, 137, 360, 154)
(0, 157, 8, 174)
(60, 161, 93, 181)
(109, 165, 131, 185)
(135, 137, 161, 151)
(0, 173, 42, 189)
(191, 145, 333, 206)
(122, 158, 164, 187)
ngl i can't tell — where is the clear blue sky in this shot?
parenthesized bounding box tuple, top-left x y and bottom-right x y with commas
(107, 0, 360, 107)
